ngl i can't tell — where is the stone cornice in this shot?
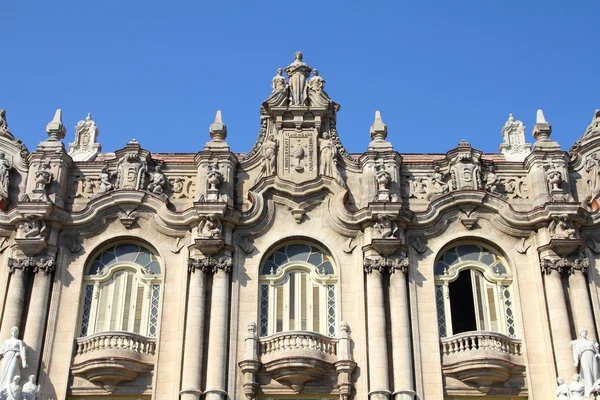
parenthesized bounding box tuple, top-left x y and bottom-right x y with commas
(363, 256, 409, 274)
(8, 255, 55, 274)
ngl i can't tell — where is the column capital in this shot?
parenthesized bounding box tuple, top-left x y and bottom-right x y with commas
(8, 255, 55, 275)
(364, 256, 409, 274)
(540, 256, 589, 275)
(188, 256, 232, 274)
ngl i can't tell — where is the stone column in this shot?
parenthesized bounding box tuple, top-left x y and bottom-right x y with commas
(364, 261, 391, 400)
(389, 260, 415, 400)
(541, 259, 577, 379)
(568, 260, 597, 340)
(0, 259, 30, 339)
(180, 259, 209, 400)
(204, 257, 232, 400)
(22, 257, 55, 376)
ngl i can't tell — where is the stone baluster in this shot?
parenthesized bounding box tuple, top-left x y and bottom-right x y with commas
(0, 258, 32, 339)
(180, 258, 210, 400)
(568, 259, 597, 340)
(541, 258, 577, 379)
(364, 260, 391, 400)
(389, 260, 415, 400)
(22, 256, 55, 376)
(204, 256, 232, 400)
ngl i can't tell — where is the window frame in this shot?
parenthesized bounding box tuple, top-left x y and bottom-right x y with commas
(434, 243, 516, 338)
(79, 243, 163, 338)
(258, 242, 338, 338)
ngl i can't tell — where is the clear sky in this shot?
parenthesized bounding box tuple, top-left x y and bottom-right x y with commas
(2, 1, 599, 155)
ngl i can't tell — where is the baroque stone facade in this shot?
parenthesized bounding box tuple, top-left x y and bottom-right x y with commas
(0, 54, 600, 399)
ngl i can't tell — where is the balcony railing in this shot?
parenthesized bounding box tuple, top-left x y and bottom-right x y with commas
(75, 331, 157, 356)
(259, 331, 338, 358)
(440, 330, 522, 358)
(71, 331, 156, 393)
(439, 331, 525, 393)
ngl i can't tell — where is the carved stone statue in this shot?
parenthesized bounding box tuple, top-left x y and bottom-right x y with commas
(428, 166, 449, 197)
(0, 153, 11, 202)
(484, 165, 499, 194)
(319, 132, 344, 186)
(255, 134, 277, 184)
(0, 328, 27, 394)
(81, 177, 95, 196)
(0, 110, 14, 139)
(585, 153, 600, 197)
(556, 376, 569, 400)
(147, 165, 168, 197)
(499, 113, 531, 161)
(34, 161, 53, 190)
(571, 328, 600, 398)
(374, 214, 398, 239)
(21, 375, 39, 400)
(569, 374, 585, 400)
(284, 52, 312, 106)
(307, 69, 340, 111)
(411, 176, 427, 199)
(20, 216, 46, 240)
(375, 165, 391, 191)
(0, 375, 21, 400)
(582, 109, 600, 138)
(98, 166, 115, 194)
(262, 68, 289, 109)
(549, 215, 576, 239)
(198, 214, 222, 239)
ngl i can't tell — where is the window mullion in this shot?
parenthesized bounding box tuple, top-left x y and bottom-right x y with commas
(140, 283, 150, 336)
(129, 274, 138, 332)
(307, 277, 314, 332)
(88, 282, 100, 334)
(443, 282, 452, 336)
(283, 279, 290, 331)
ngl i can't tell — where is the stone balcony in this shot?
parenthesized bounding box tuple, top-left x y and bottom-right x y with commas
(440, 331, 525, 394)
(239, 323, 356, 397)
(71, 331, 156, 393)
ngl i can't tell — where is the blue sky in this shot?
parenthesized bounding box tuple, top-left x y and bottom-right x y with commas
(2, 1, 599, 155)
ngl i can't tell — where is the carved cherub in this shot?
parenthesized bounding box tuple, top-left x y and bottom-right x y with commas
(373, 214, 398, 239)
(21, 216, 46, 239)
(549, 214, 576, 239)
(147, 165, 168, 196)
(198, 214, 222, 239)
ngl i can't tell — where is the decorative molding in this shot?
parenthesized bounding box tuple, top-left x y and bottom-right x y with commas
(540, 256, 589, 275)
(188, 256, 232, 274)
(363, 256, 409, 274)
(8, 256, 55, 274)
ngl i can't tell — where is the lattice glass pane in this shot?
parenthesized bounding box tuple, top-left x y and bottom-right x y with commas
(260, 285, 269, 337)
(435, 285, 446, 337)
(80, 285, 94, 337)
(327, 285, 336, 337)
(504, 285, 516, 337)
(149, 284, 160, 338)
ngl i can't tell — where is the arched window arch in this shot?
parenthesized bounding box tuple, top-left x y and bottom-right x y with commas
(434, 243, 516, 338)
(259, 243, 337, 338)
(79, 243, 162, 338)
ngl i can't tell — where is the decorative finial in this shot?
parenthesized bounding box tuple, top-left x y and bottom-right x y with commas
(209, 110, 227, 141)
(508, 113, 514, 122)
(533, 108, 552, 141)
(86, 113, 92, 121)
(370, 111, 388, 141)
(46, 109, 66, 141)
(536, 109, 547, 124)
(499, 113, 531, 161)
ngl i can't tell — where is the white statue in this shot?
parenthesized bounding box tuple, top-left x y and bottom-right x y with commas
(284, 51, 311, 106)
(374, 214, 398, 239)
(571, 328, 600, 398)
(0, 328, 27, 394)
(34, 161, 52, 190)
(147, 165, 168, 196)
(0, 110, 14, 139)
(198, 214, 222, 239)
(262, 68, 289, 109)
(21, 375, 39, 400)
(0, 375, 21, 400)
(98, 166, 115, 194)
(549, 215, 576, 239)
(569, 374, 585, 400)
(259, 134, 277, 179)
(556, 376, 569, 399)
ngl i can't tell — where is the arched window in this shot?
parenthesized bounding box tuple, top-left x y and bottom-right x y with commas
(79, 243, 162, 338)
(434, 244, 516, 338)
(259, 243, 337, 338)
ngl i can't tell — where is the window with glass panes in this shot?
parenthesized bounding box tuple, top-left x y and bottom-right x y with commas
(258, 243, 337, 337)
(79, 244, 162, 338)
(434, 243, 516, 338)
